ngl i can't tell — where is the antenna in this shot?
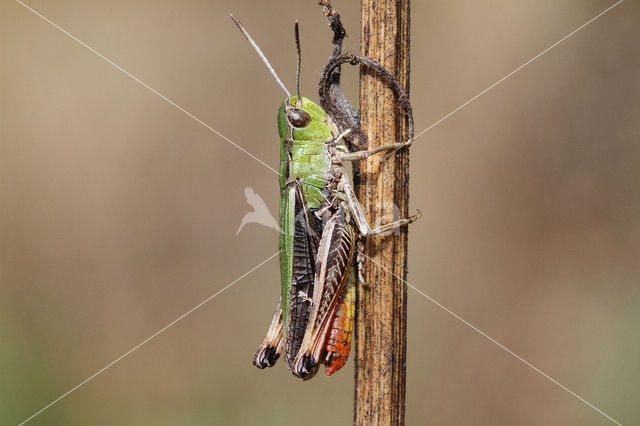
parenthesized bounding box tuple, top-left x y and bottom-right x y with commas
(230, 14, 291, 97)
(294, 21, 302, 106)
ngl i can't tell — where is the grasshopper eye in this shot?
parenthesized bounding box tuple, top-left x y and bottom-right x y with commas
(286, 108, 312, 128)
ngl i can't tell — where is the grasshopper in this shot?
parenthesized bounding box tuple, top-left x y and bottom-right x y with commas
(232, 1, 419, 379)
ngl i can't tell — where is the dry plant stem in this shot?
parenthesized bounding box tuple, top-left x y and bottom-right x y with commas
(354, 0, 411, 425)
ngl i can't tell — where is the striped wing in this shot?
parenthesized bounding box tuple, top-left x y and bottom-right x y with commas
(292, 204, 355, 378)
(279, 183, 321, 369)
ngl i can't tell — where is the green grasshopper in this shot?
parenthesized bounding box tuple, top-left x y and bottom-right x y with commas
(232, 2, 419, 379)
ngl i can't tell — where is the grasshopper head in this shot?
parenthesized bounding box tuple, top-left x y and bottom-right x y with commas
(278, 96, 333, 142)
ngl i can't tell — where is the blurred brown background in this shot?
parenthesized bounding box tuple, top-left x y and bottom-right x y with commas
(1, 0, 639, 425)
